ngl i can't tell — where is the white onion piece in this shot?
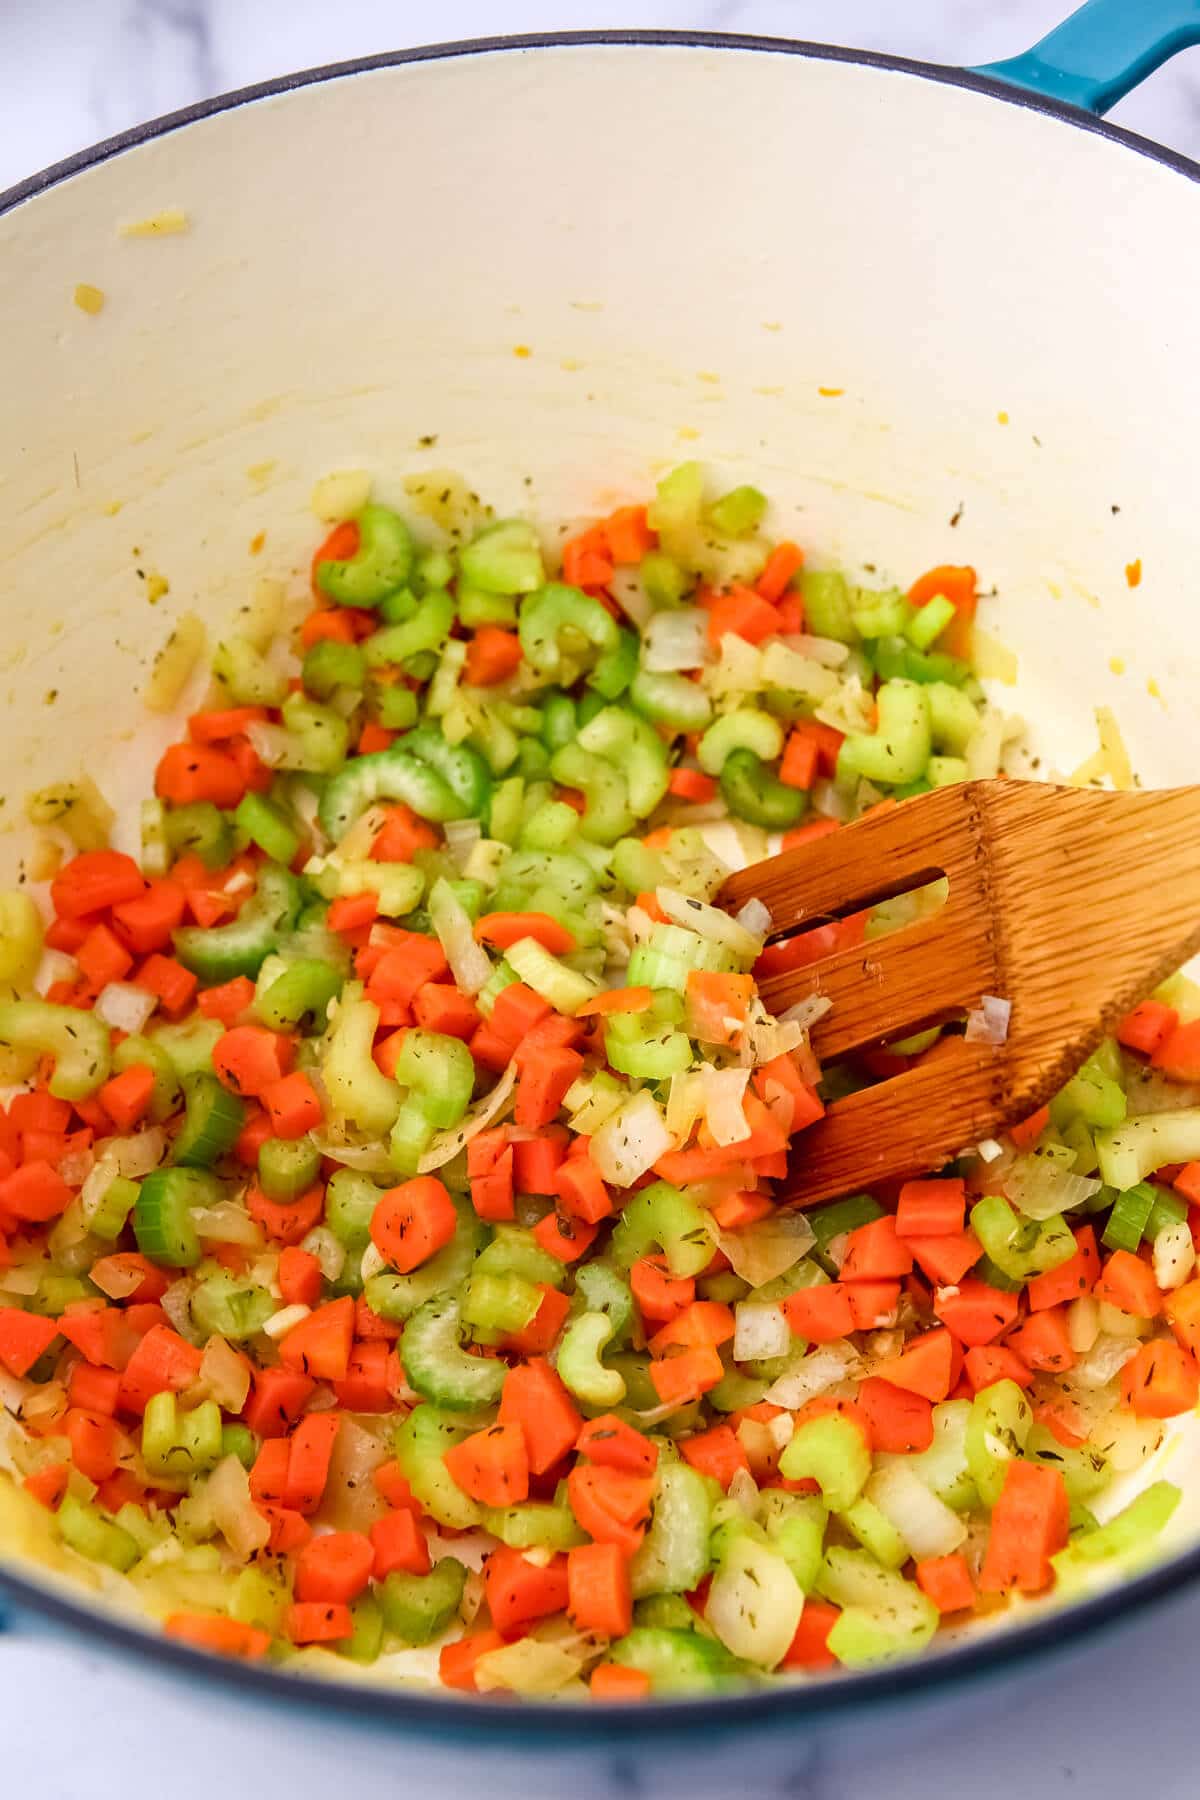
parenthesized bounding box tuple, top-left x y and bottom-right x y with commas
(735, 898, 773, 938)
(246, 720, 301, 770)
(0, 1265, 42, 1296)
(192, 1203, 260, 1245)
(160, 1279, 197, 1339)
(443, 817, 482, 871)
(965, 995, 1011, 1045)
(1154, 1220, 1195, 1290)
(199, 1338, 252, 1413)
(665, 1071, 706, 1142)
(765, 1342, 857, 1409)
(360, 1242, 387, 1283)
(655, 886, 763, 961)
(89, 1258, 142, 1300)
(94, 982, 158, 1034)
(866, 1464, 966, 1560)
(608, 568, 655, 629)
(417, 1060, 518, 1173)
(311, 1130, 393, 1175)
(809, 777, 854, 822)
(642, 607, 709, 671)
(701, 1066, 752, 1147)
(974, 1137, 1004, 1164)
(34, 949, 78, 997)
(301, 1226, 346, 1282)
(207, 1453, 271, 1559)
(713, 1211, 815, 1287)
(263, 1303, 311, 1341)
(591, 1089, 672, 1187)
(111, 1128, 166, 1179)
(429, 877, 492, 996)
(733, 1301, 790, 1363)
(1003, 1154, 1102, 1222)
(1074, 1332, 1139, 1389)
(727, 1467, 760, 1517)
(778, 633, 851, 668)
(1067, 1296, 1100, 1353)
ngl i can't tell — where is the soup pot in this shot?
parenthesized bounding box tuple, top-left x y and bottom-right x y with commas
(3, 0, 1200, 1790)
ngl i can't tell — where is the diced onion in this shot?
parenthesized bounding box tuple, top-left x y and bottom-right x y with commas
(866, 1463, 966, 1560)
(810, 777, 854, 822)
(143, 612, 205, 714)
(735, 898, 772, 938)
(443, 817, 482, 871)
(58, 1150, 94, 1187)
(0, 1265, 42, 1296)
(207, 1453, 271, 1559)
(765, 1342, 857, 1408)
(1089, 1406, 1163, 1472)
(429, 878, 492, 996)
(642, 608, 709, 671)
(608, 568, 655, 629)
(1074, 1332, 1139, 1389)
(1003, 1153, 1102, 1222)
(360, 1242, 387, 1282)
(736, 997, 812, 1067)
(263, 1303, 311, 1341)
(474, 1637, 585, 1696)
(1154, 1220, 1195, 1290)
(160, 1279, 197, 1339)
(246, 720, 302, 770)
(965, 995, 1011, 1045)
(310, 469, 371, 523)
(700, 1066, 752, 1147)
(34, 949, 78, 998)
(778, 634, 851, 668)
(94, 982, 158, 1034)
(199, 1337, 252, 1413)
(655, 886, 763, 961)
(713, 1211, 815, 1287)
(971, 627, 1019, 684)
(591, 1089, 673, 1187)
(974, 1138, 1004, 1164)
(110, 1128, 167, 1179)
(727, 1467, 760, 1517)
(192, 1203, 260, 1245)
(1067, 1296, 1100, 1353)
(665, 1071, 706, 1142)
(417, 1061, 518, 1173)
(758, 641, 840, 702)
(733, 1301, 790, 1362)
(90, 1259, 142, 1300)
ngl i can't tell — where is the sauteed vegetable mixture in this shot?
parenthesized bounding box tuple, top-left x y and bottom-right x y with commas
(0, 464, 1194, 1697)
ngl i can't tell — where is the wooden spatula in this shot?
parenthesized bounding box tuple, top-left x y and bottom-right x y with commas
(719, 780, 1200, 1208)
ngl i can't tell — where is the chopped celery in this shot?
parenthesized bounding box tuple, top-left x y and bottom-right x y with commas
(779, 1414, 871, 1512)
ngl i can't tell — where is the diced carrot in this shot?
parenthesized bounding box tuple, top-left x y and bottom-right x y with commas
(630, 1256, 695, 1325)
(568, 1542, 633, 1637)
(484, 1545, 570, 1636)
(705, 586, 780, 646)
(854, 1377, 934, 1453)
(467, 1128, 515, 1224)
(554, 1157, 613, 1225)
(846, 1279, 902, 1330)
(97, 1064, 155, 1134)
(166, 1613, 271, 1660)
(24, 1462, 70, 1512)
(781, 1283, 855, 1343)
(1026, 1225, 1101, 1311)
(69, 1361, 122, 1415)
(590, 1663, 651, 1700)
(566, 1465, 656, 1558)
(1118, 998, 1181, 1057)
(780, 817, 842, 854)
(278, 1246, 323, 1310)
(532, 1208, 598, 1264)
(515, 1047, 585, 1130)
(243, 1366, 315, 1439)
(370, 1176, 457, 1274)
(778, 729, 819, 791)
(1121, 1338, 1200, 1417)
(502, 1284, 571, 1355)
(1165, 1277, 1200, 1358)
(50, 851, 145, 919)
(283, 1412, 342, 1514)
(196, 976, 256, 1025)
(327, 893, 379, 934)
(907, 565, 977, 659)
(575, 986, 654, 1019)
(212, 1025, 295, 1098)
(895, 1178, 966, 1238)
(111, 880, 188, 956)
(369, 805, 439, 864)
(576, 1415, 659, 1477)
(372, 1460, 420, 1513)
(600, 505, 656, 565)
(464, 627, 524, 686)
(364, 935, 447, 1005)
(872, 1328, 957, 1402)
(332, 1340, 394, 1413)
(311, 519, 360, 597)
(680, 1424, 750, 1490)
(246, 1180, 325, 1246)
(278, 1297, 355, 1383)
(88, 1253, 166, 1305)
(498, 1359, 582, 1475)
(780, 1600, 840, 1669)
(755, 541, 804, 603)
(648, 1301, 735, 1356)
(841, 1216, 914, 1281)
(76, 922, 134, 991)
(261, 1070, 323, 1139)
(1174, 1164, 1200, 1206)
(963, 1346, 1031, 1394)
(667, 768, 717, 803)
(411, 981, 480, 1039)
(259, 1506, 313, 1554)
(0, 1157, 72, 1224)
(916, 1552, 976, 1614)
(440, 1630, 507, 1692)
(188, 706, 269, 746)
(1008, 1105, 1051, 1151)
(1092, 1248, 1162, 1319)
(978, 1459, 1069, 1594)
(710, 1189, 774, 1231)
(934, 1279, 1021, 1346)
(475, 911, 576, 955)
(685, 971, 755, 1048)
(562, 527, 614, 590)
(0, 1309, 59, 1378)
(1007, 1307, 1075, 1373)
(285, 1602, 354, 1645)
(1153, 1019, 1200, 1081)
(117, 1325, 202, 1414)
(294, 1530, 375, 1604)
(371, 1508, 431, 1580)
(64, 1408, 121, 1483)
(155, 742, 245, 810)
(249, 1439, 290, 1505)
(490, 983, 554, 1046)
(648, 1344, 724, 1407)
(444, 1421, 531, 1508)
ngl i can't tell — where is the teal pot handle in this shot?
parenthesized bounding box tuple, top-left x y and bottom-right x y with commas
(975, 0, 1200, 115)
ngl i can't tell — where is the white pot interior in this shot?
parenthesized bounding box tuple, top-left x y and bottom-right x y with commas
(3, 38, 1200, 1649)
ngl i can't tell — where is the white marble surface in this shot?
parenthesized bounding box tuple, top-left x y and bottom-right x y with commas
(3, 2, 1200, 1796)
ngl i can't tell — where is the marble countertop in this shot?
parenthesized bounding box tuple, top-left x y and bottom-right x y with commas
(3, 3, 1200, 1797)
